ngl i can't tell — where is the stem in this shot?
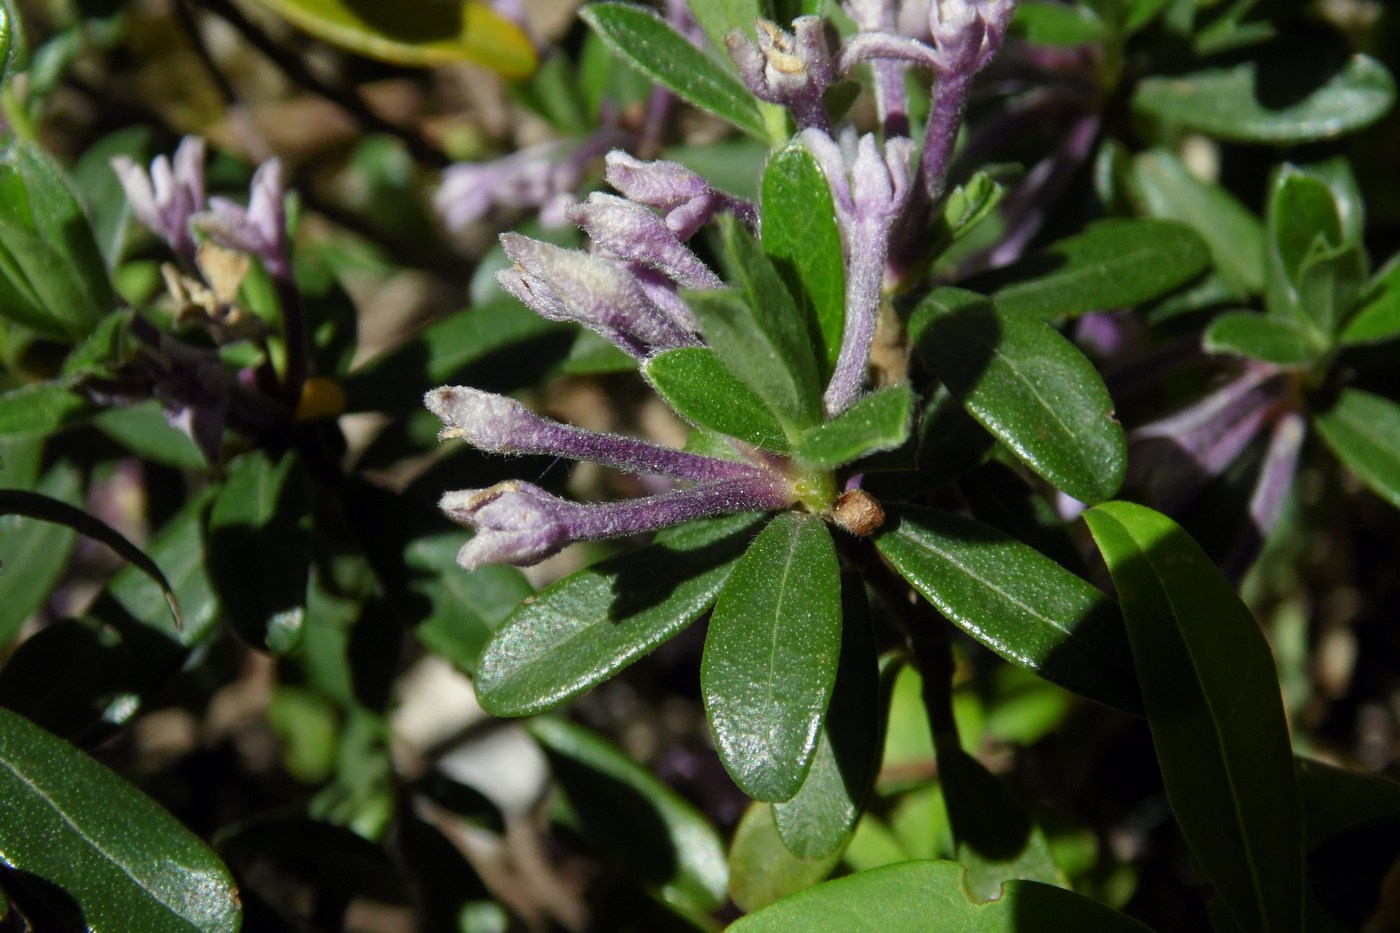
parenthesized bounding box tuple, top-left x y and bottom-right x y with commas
(825, 220, 890, 416)
(920, 67, 973, 204)
(272, 270, 310, 410)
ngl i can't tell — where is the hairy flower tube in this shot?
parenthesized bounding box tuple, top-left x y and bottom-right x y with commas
(726, 17, 836, 131)
(111, 136, 206, 261)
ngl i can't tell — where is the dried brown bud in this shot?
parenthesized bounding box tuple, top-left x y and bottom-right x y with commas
(832, 489, 885, 537)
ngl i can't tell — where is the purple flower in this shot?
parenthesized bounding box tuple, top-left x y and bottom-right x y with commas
(440, 478, 793, 569)
(425, 385, 768, 484)
(801, 129, 917, 415)
(603, 151, 756, 239)
(435, 141, 574, 231)
(726, 17, 835, 131)
(199, 158, 290, 280)
(111, 136, 206, 260)
(567, 194, 723, 290)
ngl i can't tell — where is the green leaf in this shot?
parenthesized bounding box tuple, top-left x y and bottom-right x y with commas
(407, 535, 534, 676)
(208, 450, 311, 653)
(1314, 389, 1400, 510)
(937, 171, 1008, 247)
(644, 347, 792, 452)
(977, 219, 1211, 321)
(875, 506, 1140, 715)
(1132, 41, 1396, 143)
(0, 462, 80, 647)
(475, 512, 761, 716)
(910, 288, 1126, 504)
(1204, 311, 1324, 366)
(582, 3, 768, 139)
(1263, 166, 1362, 340)
(1083, 501, 1303, 933)
(93, 401, 207, 470)
(0, 382, 92, 436)
(0, 482, 182, 632)
(108, 492, 219, 650)
(0, 138, 117, 340)
(772, 576, 881, 859)
(795, 385, 912, 470)
(706, 215, 824, 427)
(529, 717, 727, 912)
(1296, 757, 1400, 848)
(1128, 149, 1266, 296)
(0, 706, 241, 931)
(702, 512, 841, 801)
(685, 0, 762, 74)
(242, 0, 535, 76)
(1340, 253, 1400, 345)
(729, 859, 1154, 932)
(0, 2, 14, 86)
(761, 141, 847, 379)
(728, 802, 843, 913)
(1010, 2, 1107, 46)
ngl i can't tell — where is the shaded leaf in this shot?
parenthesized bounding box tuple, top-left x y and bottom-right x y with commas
(1340, 254, 1400, 345)
(876, 506, 1140, 714)
(475, 512, 762, 716)
(761, 141, 847, 379)
(109, 491, 219, 648)
(730, 859, 1153, 932)
(530, 717, 727, 912)
(644, 347, 792, 452)
(703, 512, 841, 801)
(0, 706, 240, 932)
(977, 219, 1211, 321)
(582, 3, 768, 138)
(1204, 311, 1323, 366)
(1314, 389, 1400, 509)
(407, 534, 533, 676)
(0, 462, 80, 646)
(911, 288, 1126, 504)
(0, 382, 92, 437)
(1296, 757, 1400, 848)
(1084, 501, 1303, 933)
(772, 576, 881, 859)
(94, 402, 207, 470)
(1133, 41, 1395, 143)
(795, 385, 912, 470)
(728, 802, 842, 914)
(244, 0, 535, 76)
(1010, 2, 1106, 46)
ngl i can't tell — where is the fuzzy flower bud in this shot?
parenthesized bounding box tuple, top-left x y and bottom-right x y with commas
(111, 136, 206, 260)
(726, 17, 835, 130)
(567, 194, 724, 290)
(496, 234, 700, 358)
(199, 158, 290, 280)
(603, 151, 756, 239)
(426, 385, 766, 483)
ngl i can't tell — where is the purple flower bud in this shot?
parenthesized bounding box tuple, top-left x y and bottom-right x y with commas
(568, 194, 723, 290)
(200, 158, 290, 280)
(425, 385, 766, 483)
(111, 136, 206, 259)
(496, 233, 700, 358)
(603, 151, 756, 239)
(435, 141, 572, 232)
(440, 477, 793, 569)
(726, 17, 835, 130)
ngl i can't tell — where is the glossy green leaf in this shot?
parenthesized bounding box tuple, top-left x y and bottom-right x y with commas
(1129, 149, 1266, 296)
(0, 382, 92, 436)
(730, 859, 1153, 932)
(529, 717, 727, 912)
(582, 3, 768, 139)
(911, 288, 1126, 504)
(729, 802, 843, 913)
(644, 347, 792, 452)
(761, 141, 847, 379)
(1314, 389, 1400, 510)
(1010, 2, 1106, 46)
(980, 219, 1211, 321)
(1340, 254, 1400, 345)
(705, 215, 824, 428)
(0, 462, 80, 647)
(938, 739, 1065, 899)
(1084, 501, 1303, 933)
(938, 171, 1008, 246)
(1204, 311, 1324, 366)
(407, 534, 533, 676)
(208, 450, 311, 653)
(109, 492, 219, 649)
(1133, 42, 1395, 143)
(0, 483, 181, 631)
(703, 512, 841, 801)
(0, 706, 240, 931)
(876, 506, 1140, 714)
(772, 577, 881, 859)
(475, 512, 761, 716)
(0, 138, 116, 340)
(795, 385, 912, 470)
(244, 0, 535, 76)
(1264, 167, 1360, 340)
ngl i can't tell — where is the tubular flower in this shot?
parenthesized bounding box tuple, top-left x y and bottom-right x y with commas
(111, 136, 206, 260)
(726, 17, 836, 131)
(199, 158, 291, 280)
(603, 151, 756, 239)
